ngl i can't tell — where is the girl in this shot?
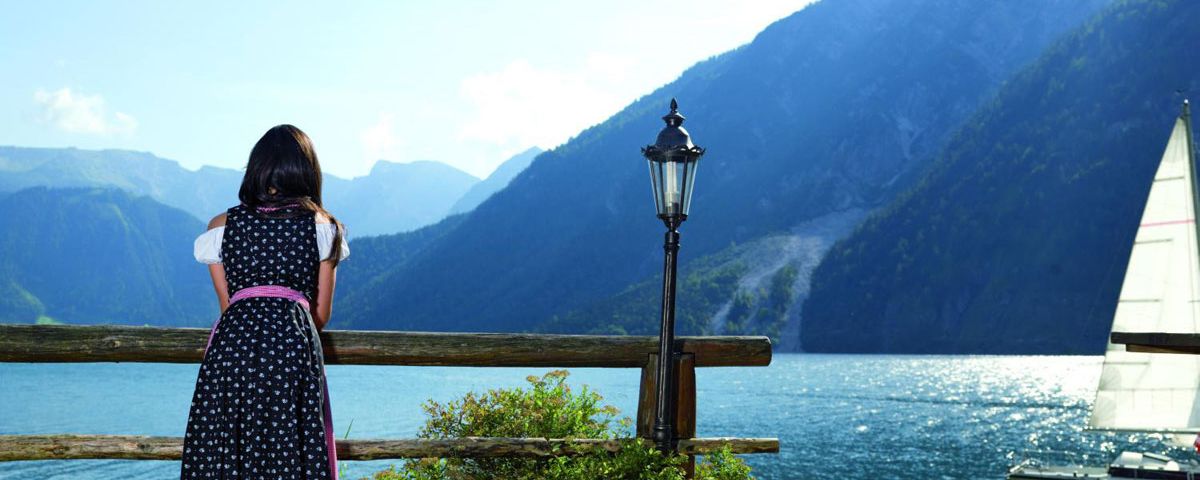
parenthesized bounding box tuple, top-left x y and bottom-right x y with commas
(182, 124, 349, 479)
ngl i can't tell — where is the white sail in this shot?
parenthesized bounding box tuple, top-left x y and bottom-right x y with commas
(1088, 108, 1200, 432)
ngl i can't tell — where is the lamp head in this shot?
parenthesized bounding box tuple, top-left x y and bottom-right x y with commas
(641, 98, 705, 226)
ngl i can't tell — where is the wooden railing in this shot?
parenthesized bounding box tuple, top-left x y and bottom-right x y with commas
(1111, 331, 1200, 354)
(0, 324, 779, 477)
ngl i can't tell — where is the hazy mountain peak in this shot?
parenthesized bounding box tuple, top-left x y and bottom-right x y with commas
(368, 159, 479, 180)
(448, 147, 544, 215)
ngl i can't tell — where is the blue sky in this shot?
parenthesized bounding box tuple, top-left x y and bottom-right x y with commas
(1, 1, 817, 179)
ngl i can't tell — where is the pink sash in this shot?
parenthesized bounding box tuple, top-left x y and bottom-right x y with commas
(203, 285, 338, 479)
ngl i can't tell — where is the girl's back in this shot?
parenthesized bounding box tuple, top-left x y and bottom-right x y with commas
(182, 124, 347, 480)
(222, 203, 320, 297)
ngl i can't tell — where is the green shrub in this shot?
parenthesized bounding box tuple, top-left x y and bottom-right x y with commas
(365, 370, 755, 480)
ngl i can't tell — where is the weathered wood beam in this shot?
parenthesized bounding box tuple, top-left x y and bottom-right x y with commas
(0, 435, 780, 461)
(1111, 332, 1200, 355)
(636, 353, 698, 477)
(677, 438, 780, 455)
(0, 325, 771, 367)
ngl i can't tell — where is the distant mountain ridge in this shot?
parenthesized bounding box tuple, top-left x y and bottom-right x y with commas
(0, 146, 497, 237)
(449, 147, 544, 215)
(0, 147, 243, 223)
(801, 0, 1200, 353)
(329, 159, 478, 237)
(333, 0, 1110, 339)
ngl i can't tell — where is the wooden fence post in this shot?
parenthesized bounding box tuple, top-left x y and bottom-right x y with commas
(636, 352, 697, 478)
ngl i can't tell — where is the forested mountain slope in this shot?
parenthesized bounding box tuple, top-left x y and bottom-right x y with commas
(0, 187, 214, 326)
(802, 0, 1200, 353)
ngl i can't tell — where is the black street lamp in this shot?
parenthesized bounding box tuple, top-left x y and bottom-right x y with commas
(641, 98, 705, 452)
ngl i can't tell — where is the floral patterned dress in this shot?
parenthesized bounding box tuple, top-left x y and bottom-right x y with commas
(181, 203, 336, 479)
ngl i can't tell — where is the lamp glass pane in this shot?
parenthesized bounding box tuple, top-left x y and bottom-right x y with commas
(647, 158, 665, 216)
(681, 158, 699, 216)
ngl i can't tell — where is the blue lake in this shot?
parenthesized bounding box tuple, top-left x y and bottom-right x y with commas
(0, 354, 1192, 479)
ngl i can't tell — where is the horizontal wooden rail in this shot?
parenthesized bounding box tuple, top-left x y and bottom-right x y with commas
(0, 435, 780, 461)
(0, 325, 770, 367)
(1112, 331, 1200, 355)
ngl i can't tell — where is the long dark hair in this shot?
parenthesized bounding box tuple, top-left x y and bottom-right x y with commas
(238, 124, 345, 267)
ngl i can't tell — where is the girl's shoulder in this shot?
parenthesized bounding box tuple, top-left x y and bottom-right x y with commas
(193, 205, 243, 264)
(313, 209, 334, 225)
(208, 212, 228, 229)
(313, 211, 349, 261)
(207, 203, 245, 230)
(195, 211, 230, 265)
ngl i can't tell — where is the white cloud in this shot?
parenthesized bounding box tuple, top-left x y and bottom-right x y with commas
(359, 112, 402, 169)
(33, 87, 137, 135)
(585, 52, 636, 84)
(456, 56, 634, 151)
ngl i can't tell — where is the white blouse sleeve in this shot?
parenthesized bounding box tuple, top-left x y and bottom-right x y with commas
(193, 226, 224, 264)
(316, 223, 350, 261)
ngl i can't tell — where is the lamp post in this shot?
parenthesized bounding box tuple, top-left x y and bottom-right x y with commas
(641, 98, 705, 452)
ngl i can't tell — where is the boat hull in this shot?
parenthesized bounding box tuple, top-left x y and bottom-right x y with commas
(1008, 452, 1200, 480)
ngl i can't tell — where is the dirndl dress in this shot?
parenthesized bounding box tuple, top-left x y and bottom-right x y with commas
(181, 203, 337, 479)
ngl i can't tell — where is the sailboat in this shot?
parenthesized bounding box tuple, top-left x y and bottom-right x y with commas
(1008, 101, 1200, 479)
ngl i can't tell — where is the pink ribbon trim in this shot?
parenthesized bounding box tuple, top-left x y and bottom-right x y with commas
(256, 203, 300, 212)
(205, 285, 311, 352)
(229, 285, 311, 310)
(322, 374, 338, 479)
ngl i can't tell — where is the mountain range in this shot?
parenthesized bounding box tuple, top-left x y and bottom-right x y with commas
(0, 148, 536, 325)
(0, 146, 540, 237)
(330, 0, 1110, 347)
(8, 0, 1192, 356)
